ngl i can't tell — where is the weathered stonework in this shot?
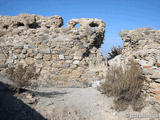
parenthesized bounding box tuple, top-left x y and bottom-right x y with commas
(109, 28, 160, 104)
(0, 14, 108, 87)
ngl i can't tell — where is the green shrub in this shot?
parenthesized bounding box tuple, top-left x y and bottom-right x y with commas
(99, 61, 146, 111)
(6, 64, 38, 88)
(107, 46, 123, 60)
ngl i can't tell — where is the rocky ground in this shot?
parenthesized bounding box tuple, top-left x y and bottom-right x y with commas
(14, 87, 160, 120)
(25, 87, 115, 120)
(1, 74, 160, 120)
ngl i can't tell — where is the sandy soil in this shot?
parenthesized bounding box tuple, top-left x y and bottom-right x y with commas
(23, 87, 135, 120)
(1, 74, 159, 120)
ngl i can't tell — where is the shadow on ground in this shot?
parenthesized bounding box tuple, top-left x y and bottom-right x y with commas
(28, 90, 68, 98)
(0, 82, 46, 120)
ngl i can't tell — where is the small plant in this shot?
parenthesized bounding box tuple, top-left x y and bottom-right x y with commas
(107, 46, 123, 60)
(6, 64, 38, 88)
(99, 61, 146, 111)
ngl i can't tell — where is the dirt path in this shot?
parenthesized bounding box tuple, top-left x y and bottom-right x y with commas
(24, 87, 129, 120)
(0, 74, 156, 120)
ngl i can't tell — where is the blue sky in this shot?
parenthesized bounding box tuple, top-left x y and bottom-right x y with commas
(0, 0, 160, 54)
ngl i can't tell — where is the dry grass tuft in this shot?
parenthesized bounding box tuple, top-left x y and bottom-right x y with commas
(6, 64, 38, 88)
(99, 61, 146, 111)
(107, 46, 123, 60)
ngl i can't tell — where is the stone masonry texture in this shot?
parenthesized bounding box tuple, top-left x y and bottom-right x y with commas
(109, 28, 160, 104)
(0, 14, 108, 87)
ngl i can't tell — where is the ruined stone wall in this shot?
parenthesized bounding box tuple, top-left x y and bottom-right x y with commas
(0, 14, 108, 87)
(109, 28, 160, 103)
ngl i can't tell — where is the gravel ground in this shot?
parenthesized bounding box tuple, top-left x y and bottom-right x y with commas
(22, 86, 159, 120)
(1, 73, 159, 120)
(36, 87, 116, 120)
(24, 87, 130, 120)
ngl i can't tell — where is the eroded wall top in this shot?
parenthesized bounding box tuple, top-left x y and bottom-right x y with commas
(0, 14, 107, 87)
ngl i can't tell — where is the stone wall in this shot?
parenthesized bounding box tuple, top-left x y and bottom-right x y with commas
(109, 28, 160, 104)
(0, 14, 108, 87)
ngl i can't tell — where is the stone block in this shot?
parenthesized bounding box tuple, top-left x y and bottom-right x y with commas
(12, 54, 18, 60)
(6, 59, 14, 64)
(61, 63, 70, 69)
(139, 59, 154, 66)
(36, 67, 42, 74)
(59, 55, 64, 60)
(157, 56, 160, 63)
(24, 44, 29, 49)
(65, 56, 73, 60)
(155, 95, 160, 101)
(27, 49, 34, 57)
(0, 54, 6, 59)
(157, 63, 160, 67)
(152, 90, 160, 95)
(143, 66, 152, 68)
(70, 64, 77, 69)
(150, 82, 160, 89)
(43, 54, 51, 61)
(150, 72, 160, 79)
(36, 53, 43, 60)
(73, 56, 82, 60)
(155, 79, 160, 83)
(19, 54, 26, 59)
(58, 50, 66, 54)
(76, 51, 83, 57)
(73, 60, 80, 64)
(25, 57, 34, 65)
(22, 49, 27, 54)
(13, 48, 22, 54)
(0, 64, 7, 68)
(71, 70, 81, 78)
(66, 60, 72, 63)
(39, 49, 51, 54)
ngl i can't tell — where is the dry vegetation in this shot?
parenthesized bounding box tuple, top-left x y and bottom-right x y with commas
(6, 64, 38, 88)
(99, 61, 146, 111)
(107, 46, 123, 60)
